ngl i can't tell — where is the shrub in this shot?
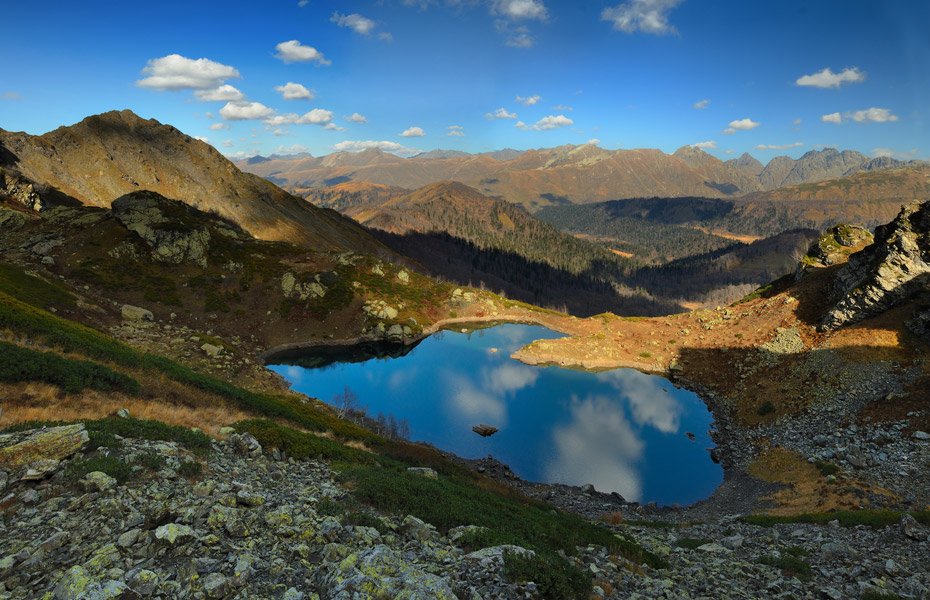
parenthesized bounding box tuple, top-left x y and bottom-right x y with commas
(64, 455, 133, 484)
(814, 460, 840, 477)
(178, 459, 203, 478)
(503, 551, 591, 600)
(234, 419, 373, 463)
(0, 341, 140, 395)
(759, 554, 812, 581)
(757, 401, 776, 416)
(135, 451, 166, 471)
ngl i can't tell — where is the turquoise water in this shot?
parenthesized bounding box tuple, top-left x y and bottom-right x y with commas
(270, 324, 722, 506)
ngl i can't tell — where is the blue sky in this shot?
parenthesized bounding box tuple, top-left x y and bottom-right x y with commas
(1, 0, 927, 161)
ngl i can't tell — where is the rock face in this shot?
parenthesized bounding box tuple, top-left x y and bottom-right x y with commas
(111, 191, 213, 267)
(802, 224, 874, 269)
(823, 200, 930, 329)
(0, 424, 89, 481)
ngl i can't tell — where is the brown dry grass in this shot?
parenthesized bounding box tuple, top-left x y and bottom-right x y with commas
(0, 381, 250, 436)
(748, 446, 897, 515)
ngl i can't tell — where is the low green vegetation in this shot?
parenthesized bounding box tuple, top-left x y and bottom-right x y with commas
(861, 591, 904, 600)
(234, 419, 373, 463)
(675, 537, 711, 550)
(178, 459, 203, 478)
(0, 262, 76, 308)
(814, 460, 840, 477)
(758, 552, 812, 581)
(64, 455, 133, 484)
(0, 341, 140, 395)
(744, 510, 930, 528)
(503, 550, 591, 600)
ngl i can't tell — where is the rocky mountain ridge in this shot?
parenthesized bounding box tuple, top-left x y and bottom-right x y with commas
(0, 110, 384, 254)
(238, 143, 928, 209)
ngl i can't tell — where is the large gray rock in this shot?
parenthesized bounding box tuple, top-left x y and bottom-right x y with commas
(111, 191, 211, 267)
(822, 200, 930, 330)
(0, 424, 89, 481)
(322, 545, 457, 600)
(121, 304, 154, 322)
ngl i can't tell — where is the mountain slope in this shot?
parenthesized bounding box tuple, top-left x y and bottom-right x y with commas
(0, 110, 383, 253)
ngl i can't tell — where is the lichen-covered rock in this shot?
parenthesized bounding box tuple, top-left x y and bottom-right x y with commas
(0, 424, 89, 480)
(802, 224, 873, 269)
(154, 523, 195, 545)
(322, 545, 457, 600)
(111, 191, 211, 267)
(281, 272, 328, 301)
(0, 206, 28, 230)
(823, 200, 930, 329)
(81, 471, 117, 493)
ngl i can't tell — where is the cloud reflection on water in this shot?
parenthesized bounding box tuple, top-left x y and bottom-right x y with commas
(596, 370, 682, 434)
(545, 395, 644, 501)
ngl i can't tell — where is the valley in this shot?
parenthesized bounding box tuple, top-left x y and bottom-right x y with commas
(1, 110, 929, 600)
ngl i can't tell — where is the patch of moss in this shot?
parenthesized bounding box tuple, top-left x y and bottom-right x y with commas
(0, 341, 140, 395)
(0, 262, 76, 309)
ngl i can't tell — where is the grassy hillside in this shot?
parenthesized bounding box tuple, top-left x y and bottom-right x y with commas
(0, 262, 662, 597)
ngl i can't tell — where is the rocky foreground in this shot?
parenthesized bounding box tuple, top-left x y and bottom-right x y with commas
(2, 423, 930, 600)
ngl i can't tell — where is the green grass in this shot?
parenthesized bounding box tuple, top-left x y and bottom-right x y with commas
(0, 290, 375, 443)
(814, 460, 840, 477)
(0, 341, 140, 395)
(234, 419, 373, 463)
(135, 451, 166, 471)
(178, 459, 203, 478)
(0, 262, 76, 309)
(758, 553, 812, 581)
(862, 591, 904, 600)
(743, 510, 930, 528)
(339, 462, 666, 569)
(503, 550, 591, 600)
(64, 455, 133, 484)
(675, 537, 711, 550)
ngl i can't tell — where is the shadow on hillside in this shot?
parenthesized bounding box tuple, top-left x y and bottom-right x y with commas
(265, 338, 422, 369)
(371, 229, 683, 318)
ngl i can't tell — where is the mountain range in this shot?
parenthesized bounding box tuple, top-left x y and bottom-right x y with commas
(237, 144, 928, 210)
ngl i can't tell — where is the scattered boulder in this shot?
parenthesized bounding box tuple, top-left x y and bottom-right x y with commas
(406, 467, 438, 479)
(80, 471, 117, 493)
(121, 304, 154, 323)
(201, 343, 223, 358)
(154, 523, 196, 545)
(0, 206, 28, 230)
(281, 272, 327, 301)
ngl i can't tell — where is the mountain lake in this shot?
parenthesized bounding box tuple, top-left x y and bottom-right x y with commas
(269, 324, 723, 506)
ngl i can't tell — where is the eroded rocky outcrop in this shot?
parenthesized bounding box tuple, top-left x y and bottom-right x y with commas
(822, 200, 930, 330)
(111, 191, 217, 267)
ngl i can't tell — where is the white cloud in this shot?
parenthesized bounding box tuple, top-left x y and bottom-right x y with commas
(209, 122, 230, 131)
(693, 99, 710, 110)
(516, 94, 541, 106)
(137, 54, 240, 91)
(331, 12, 376, 35)
(586, 138, 601, 146)
(486, 107, 518, 120)
(821, 108, 899, 125)
(516, 114, 573, 131)
(483, 364, 538, 396)
(504, 28, 535, 48)
(274, 40, 331, 65)
(297, 0, 309, 6)
(401, 126, 425, 137)
(796, 67, 865, 89)
(222, 140, 235, 148)
(553, 103, 573, 111)
(447, 125, 465, 137)
(872, 147, 919, 159)
(346, 112, 368, 124)
(722, 118, 760, 134)
(193, 136, 209, 143)
(333, 140, 420, 156)
(690, 140, 716, 149)
(194, 84, 244, 102)
(596, 370, 682, 434)
(265, 108, 336, 128)
(2, 91, 22, 101)
(602, 0, 682, 35)
(219, 101, 275, 121)
(850, 107, 898, 123)
(755, 142, 804, 150)
(492, 0, 548, 20)
(274, 144, 309, 155)
(275, 82, 314, 100)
